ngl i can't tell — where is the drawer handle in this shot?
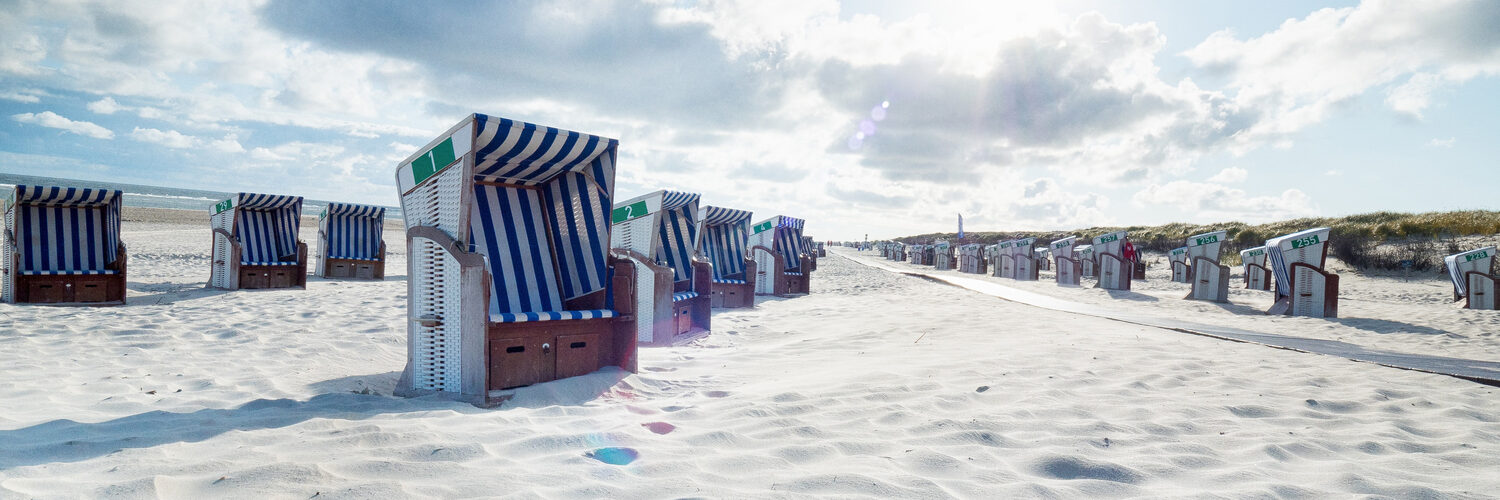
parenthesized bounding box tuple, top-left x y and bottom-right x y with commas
(542, 343, 551, 355)
(570, 341, 586, 349)
(505, 345, 525, 354)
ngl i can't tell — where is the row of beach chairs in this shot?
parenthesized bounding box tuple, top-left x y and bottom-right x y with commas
(880, 226, 1497, 319)
(2, 114, 819, 404)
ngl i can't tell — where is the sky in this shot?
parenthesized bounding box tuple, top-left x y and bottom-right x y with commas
(1, 0, 1497, 241)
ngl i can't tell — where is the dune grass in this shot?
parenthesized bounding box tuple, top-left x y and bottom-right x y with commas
(894, 210, 1500, 271)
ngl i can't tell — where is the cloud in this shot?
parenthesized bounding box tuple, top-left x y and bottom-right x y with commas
(11, 111, 114, 139)
(129, 127, 245, 152)
(0, 89, 43, 103)
(1132, 180, 1317, 222)
(1427, 137, 1456, 148)
(1206, 167, 1248, 184)
(1184, 0, 1500, 136)
(87, 96, 122, 114)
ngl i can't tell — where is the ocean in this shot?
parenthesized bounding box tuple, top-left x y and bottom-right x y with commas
(0, 173, 403, 220)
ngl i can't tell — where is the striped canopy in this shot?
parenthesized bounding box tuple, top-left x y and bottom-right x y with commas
(699, 205, 752, 280)
(321, 202, 385, 260)
(464, 115, 618, 316)
(7, 185, 122, 274)
(763, 215, 805, 271)
(229, 192, 303, 265)
(655, 191, 700, 282)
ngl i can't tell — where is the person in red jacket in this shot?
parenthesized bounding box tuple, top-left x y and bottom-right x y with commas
(1122, 240, 1137, 263)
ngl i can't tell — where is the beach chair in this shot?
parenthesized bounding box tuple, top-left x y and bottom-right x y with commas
(995, 240, 1015, 278)
(960, 243, 987, 274)
(1051, 236, 1081, 285)
(1092, 231, 1131, 291)
(1445, 247, 1497, 310)
(1265, 228, 1338, 318)
(2, 185, 126, 305)
(933, 240, 954, 270)
(1184, 230, 1229, 303)
(209, 192, 307, 290)
(749, 215, 811, 296)
(1241, 246, 1271, 291)
(1034, 246, 1050, 273)
(392, 113, 637, 402)
(802, 236, 819, 272)
(984, 244, 1001, 277)
(697, 205, 756, 309)
(1077, 245, 1095, 278)
(908, 244, 923, 265)
(1169, 247, 1190, 283)
(316, 203, 386, 280)
(613, 190, 711, 345)
(816, 240, 827, 258)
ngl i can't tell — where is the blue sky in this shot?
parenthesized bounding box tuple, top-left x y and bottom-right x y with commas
(1, 0, 1496, 240)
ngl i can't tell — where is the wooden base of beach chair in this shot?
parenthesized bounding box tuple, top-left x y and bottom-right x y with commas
(1055, 256, 1082, 286)
(237, 263, 307, 289)
(1464, 272, 1498, 310)
(713, 282, 755, 308)
(1186, 257, 1230, 303)
(323, 258, 385, 280)
(1133, 262, 1147, 280)
(1245, 263, 1271, 291)
(13, 273, 126, 305)
(486, 318, 617, 390)
(1096, 253, 1132, 291)
(1267, 263, 1339, 318)
(1171, 261, 1191, 283)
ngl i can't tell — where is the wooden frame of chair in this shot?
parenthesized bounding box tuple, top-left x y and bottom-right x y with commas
(2, 186, 128, 305)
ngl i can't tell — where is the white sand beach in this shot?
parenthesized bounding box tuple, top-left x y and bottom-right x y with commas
(2, 213, 1499, 498)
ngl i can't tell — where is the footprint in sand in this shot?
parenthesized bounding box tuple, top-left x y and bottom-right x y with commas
(585, 447, 640, 465)
(642, 422, 676, 434)
(704, 390, 731, 398)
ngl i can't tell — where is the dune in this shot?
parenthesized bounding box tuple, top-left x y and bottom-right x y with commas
(2, 213, 1498, 498)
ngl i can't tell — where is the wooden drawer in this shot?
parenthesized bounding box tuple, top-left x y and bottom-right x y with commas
(74, 277, 111, 302)
(26, 279, 71, 303)
(354, 263, 376, 279)
(489, 337, 553, 390)
(555, 333, 601, 379)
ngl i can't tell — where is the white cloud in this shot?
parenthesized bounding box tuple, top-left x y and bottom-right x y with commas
(1325, 170, 1343, 177)
(1206, 167, 1248, 184)
(129, 127, 197, 148)
(1427, 137, 1456, 148)
(0, 89, 43, 103)
(1133, 180, 1317, 222)
(87, 96, 122, 114)
(1184, 0, 1500, 141)
(11, 111, 114, 139)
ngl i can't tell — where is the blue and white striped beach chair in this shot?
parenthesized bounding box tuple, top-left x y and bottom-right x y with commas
(611, 190, 711, 346)
(697, 205, 756, 308)
(1445, 247, 1497, 310)
(394, 113, 637, 401)
(748, 215, 811, 296)
(2, 185, 126, 304)
(802, 235, 820, 271)
(1265, 228, 1338, 318)
(932, 240, 953, 270)
(316, 203, 386, 279)
(209, 193, 306, 290)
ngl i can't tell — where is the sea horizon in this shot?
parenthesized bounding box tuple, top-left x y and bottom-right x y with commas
(0, 172, 404, 220)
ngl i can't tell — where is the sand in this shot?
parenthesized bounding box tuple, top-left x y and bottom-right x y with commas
(2, 214, 1499, 498)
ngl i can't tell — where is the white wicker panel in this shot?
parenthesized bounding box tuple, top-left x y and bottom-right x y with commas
(754, 248, 775, 295)
(403, 165, 469, 393)
(1469, 274, 1496, 310)
(635, 257, 655, 343)
(1291, 266, 1328, 318)
(2, 206, 12, 303)
(210, 210, 234, 288)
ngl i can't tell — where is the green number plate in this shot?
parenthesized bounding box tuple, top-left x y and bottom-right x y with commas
(213, 198, 233, 214)
(409, 137, 457, 186)
(611, 201, 649, 223)
(1466, 251, 1489, 262)
(1097, 234, 1119, 244)
(752, 221, 774, 234)
(1290, 235, 1321, 249)
(1194, 235, 1219, 246)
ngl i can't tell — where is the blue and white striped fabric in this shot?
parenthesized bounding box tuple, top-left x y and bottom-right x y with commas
(713, 278, 747, 285)
(322, 202, 384, 260)
(672, 291, 699, 302)
(785, 271, 804, 276)
(466, 115, 616, 315)
(490, 309, 616, 323)
(774, 219, 805, 272)
(241, 261, 300, 266)
(234, 193, 302, 265)
(656, 191, 699, 283)
(10, 186, 122, 274)
(1268, 250, 1290, 299)
(700, 206, 752, 281)
(470, 184, 564, 315)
